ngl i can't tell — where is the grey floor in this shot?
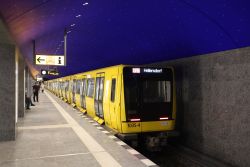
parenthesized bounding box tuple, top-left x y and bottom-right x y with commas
(0, 91, 151, 167)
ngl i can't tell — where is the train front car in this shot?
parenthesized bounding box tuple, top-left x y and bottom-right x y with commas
(120, 66, 178, 150)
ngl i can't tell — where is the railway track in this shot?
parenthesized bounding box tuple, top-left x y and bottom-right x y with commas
(131, 143, 231, 167)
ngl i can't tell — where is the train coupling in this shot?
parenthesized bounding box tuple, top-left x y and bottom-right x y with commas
(145, 131, 179, 151)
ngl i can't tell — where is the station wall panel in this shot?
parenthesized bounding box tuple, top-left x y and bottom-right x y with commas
(152, 46, 250, 167)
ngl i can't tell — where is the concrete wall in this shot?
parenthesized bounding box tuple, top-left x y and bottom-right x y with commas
(152, 47, 250, 167)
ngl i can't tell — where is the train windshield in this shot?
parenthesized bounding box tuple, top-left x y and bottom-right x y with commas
(143, 80, 171, 103)
(124, 77, 138, 116)
(123, 67, 173, 122)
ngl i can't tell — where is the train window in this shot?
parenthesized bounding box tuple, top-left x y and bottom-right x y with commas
(72, 80, 76, 93)
(76, 80, 81, 94)
(83, 79, 87, 94)
(98, 77, 104, 101)
(86, 78, 95, 98)
(70, 80, 73, 91)
(80, 80, 83, 95)
(61, 82, 63, 91)
(65, 81, 69, 91)
(95, 78, 100, 100)
(110, 79, 116, 102)
(94, 77, 105, 101)
(124, 77, 138, 115)
(143, 80, 171, 103)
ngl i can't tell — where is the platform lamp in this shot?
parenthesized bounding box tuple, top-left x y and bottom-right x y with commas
(64, 28, 67, 66)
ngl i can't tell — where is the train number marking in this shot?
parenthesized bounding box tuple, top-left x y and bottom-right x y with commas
(128, 123, 140, 128)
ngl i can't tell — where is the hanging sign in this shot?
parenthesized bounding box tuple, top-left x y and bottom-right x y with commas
(35, 55, 65, 66)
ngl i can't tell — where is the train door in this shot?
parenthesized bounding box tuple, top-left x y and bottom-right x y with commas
(109, 77, 118, 130)
(72, 79, 77, 104)
(94, 73, 105, 118)
(62, 82, 65, 97)
(65, 81, 69, 100)
(58, 81, 61, 96)
(80, 76, 87, 109)
(60, 82, 64, 97)
(69, 80, 73, 103)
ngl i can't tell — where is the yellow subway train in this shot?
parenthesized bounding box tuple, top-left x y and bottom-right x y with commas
(46, 65, 178, 149)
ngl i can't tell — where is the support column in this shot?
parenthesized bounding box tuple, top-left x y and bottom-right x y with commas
(18, 51, 25, 118)
(25, 67, 34, 100)
(0, 43, 16, 141)
(0, 18, 17, 141)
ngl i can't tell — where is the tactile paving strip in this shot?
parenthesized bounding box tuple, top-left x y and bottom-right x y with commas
(75, 110, 158, 167)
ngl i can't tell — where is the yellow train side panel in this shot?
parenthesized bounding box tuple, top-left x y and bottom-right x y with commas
(120, 73, 126, 123)
(75, 94, 80, 107)
(114, 66, 124, 132)
(82, 65, 126, 132)
(72, 74, 82, 106)
(46, 65, 177, 136)
(85, 73, 95, 118)
(102, 66, 121, 131)
(102, 72, 112, 128)
(85, 99, 93, 115)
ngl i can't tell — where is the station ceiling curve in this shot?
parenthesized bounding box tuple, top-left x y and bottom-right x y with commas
(0, 0, 250, 77)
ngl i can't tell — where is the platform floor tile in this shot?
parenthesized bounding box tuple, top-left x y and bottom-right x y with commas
(0, 91, 153, 167)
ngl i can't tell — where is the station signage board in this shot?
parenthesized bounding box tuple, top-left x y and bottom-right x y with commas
(48, 70, 59, 76)
(35, 55, 65, 66)
(41, 69, 59, 76)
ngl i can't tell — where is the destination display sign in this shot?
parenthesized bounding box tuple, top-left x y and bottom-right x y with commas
(124, 67, 173, 80)
(132, 68, 163, 74)
(35, 55, 65, 66)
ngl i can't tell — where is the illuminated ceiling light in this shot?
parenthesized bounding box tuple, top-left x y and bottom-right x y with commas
(61, 40, 64, 43)
(83, 2, 88, 6)
(71, 23, 76, 27)
(67, 30, 71, 34)
(75, 14, 81, 18)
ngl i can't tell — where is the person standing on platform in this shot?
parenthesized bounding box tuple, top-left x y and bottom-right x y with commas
(25, 93, 35, 109)
(32, 82, 40, 102)
(40, 82, 45, 93)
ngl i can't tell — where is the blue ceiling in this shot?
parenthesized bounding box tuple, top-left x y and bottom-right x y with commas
(0, 0, 250, 77)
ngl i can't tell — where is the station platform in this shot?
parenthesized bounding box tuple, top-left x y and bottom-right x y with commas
(0, 91, 157, 167)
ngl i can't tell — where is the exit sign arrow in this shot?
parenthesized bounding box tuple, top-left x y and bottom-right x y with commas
(37, 57, 45, 63)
